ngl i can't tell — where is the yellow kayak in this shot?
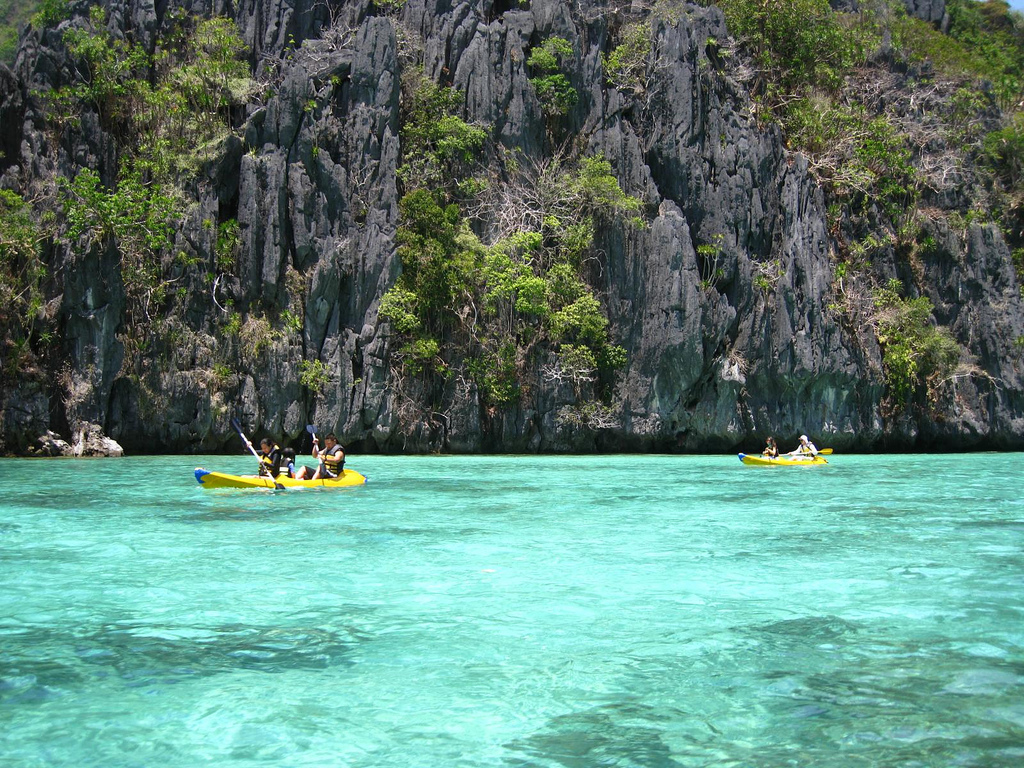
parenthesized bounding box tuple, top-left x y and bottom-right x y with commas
(738, 453, 828, 466)
(194, 467, 367, 489)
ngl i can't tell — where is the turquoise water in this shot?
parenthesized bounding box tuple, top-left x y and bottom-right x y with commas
(1, 453, 1023, 767)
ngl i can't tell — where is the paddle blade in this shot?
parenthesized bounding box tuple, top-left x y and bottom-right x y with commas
(305, 424, 316, 434)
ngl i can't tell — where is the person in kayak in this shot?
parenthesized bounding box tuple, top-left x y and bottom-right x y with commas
(258, 438, 283, 477)
(787, 434, 819, 459)
(762, 436, 779, 458)
(282, 447, 318, 480)
(281, 447, 301, 479)
(311, 432, 345, 480)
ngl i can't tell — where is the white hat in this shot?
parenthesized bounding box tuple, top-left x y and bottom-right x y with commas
(799, 434, 808, 441)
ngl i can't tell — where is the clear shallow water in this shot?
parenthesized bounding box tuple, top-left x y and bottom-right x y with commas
(1, 453, 1022, 767)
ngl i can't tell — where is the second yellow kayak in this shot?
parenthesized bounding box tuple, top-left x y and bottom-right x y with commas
(738, 453, 828, 466)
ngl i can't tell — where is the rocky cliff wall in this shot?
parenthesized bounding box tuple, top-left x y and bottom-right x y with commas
(2, 0, 1023, 455)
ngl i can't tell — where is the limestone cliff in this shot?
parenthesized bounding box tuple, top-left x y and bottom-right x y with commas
(1, 0, 1023, 455)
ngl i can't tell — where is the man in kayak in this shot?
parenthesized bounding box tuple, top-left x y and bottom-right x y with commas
(258, 438, 283, 477)
(311, 432, 345, 480)
(787, 434, 819, 459)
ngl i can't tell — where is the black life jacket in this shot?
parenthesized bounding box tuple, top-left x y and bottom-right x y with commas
(322, 444, 345, 477)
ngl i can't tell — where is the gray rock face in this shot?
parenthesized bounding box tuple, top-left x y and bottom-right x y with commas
(32, 430, 72, 456)
(1, 380, 51, 454)
(903, 0, 946, 25)
(71, 421, 125, 456)
(0, 64, 23, 176)
(0, 0, 1022, 455)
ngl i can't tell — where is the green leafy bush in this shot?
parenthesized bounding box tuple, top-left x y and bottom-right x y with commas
(551, 293, 609, 345)
(558, 343, 598, 380)
(58, 6, 152, 135)
(943, 0, 1024, 111)
(398, 72, 487, 194)
(31, 0, 68, 30)
(47, 11, 255, 354)
(281, 309, 303, 333)
(159, 17, 254, 150)
(697, 235, 725, 290)
(50, 11, 253, 181)
(388, 69, 633, 409)
(215, 219, 240, 273)
(0, 190, 48, 373)
(483, 232, 548, 320)
(598, 343, 628, 372)
(716, 0, 855, 98)
(399, 337, 442, 377)
(528, 37, 578, 117)
(395, 190, 476, 322)
(298, 359, 331, 392)
(63, 167, 178, 254)
(61, 165, 180, 336)
(571, 156, 643, 219)
(546, 261, 586, 304)
(855, 117, 918, 222)
(378, 285, 422, 334)
(467, 341, 520, 405)
(982, 113, 1024, 188)
(604, 22, 652, 93)
(873, 281, 961, 404)
(783, 100, 918, 222)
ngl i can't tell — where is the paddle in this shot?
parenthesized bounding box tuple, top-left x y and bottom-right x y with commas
(299, 424, 321, 481)
(231, 418, 284, 490)
(305, 423, 320, 459)
(799, 451, 829, 462)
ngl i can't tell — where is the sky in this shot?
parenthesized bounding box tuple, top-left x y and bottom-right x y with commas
(1008, 0, 1024, 13)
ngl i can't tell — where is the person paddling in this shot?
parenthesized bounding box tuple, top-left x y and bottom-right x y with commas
(311, 432, 345, 480)
(762, 436, 779, 458)
(258, 438, 283, 477)
(787, 434, 819, 459)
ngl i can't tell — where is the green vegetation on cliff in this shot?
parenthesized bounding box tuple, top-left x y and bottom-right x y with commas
(383, 72, 639, 412)
(0, 189, 48, 378)
(527, 36, 578, 119)
(873, 279, 961, 404)
(0, 8, 256, 386)
(49, 8, 253, 178)
(0, 0, 40, 62)
(705, 0, 1024, 407)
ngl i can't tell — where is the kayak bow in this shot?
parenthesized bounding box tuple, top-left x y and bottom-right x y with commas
(195, 467, 367, 489)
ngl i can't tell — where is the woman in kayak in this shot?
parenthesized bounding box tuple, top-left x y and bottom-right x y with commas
(762, 436, 778, 458)
(787, 434, 819, 459)
(258, 438, 283, 477)
(311, 432, 346, 480)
